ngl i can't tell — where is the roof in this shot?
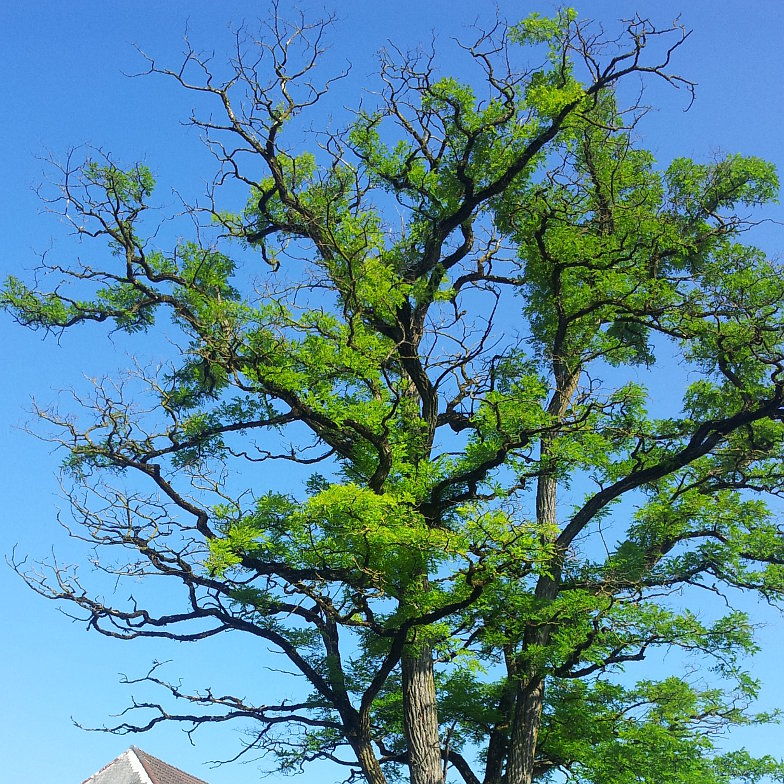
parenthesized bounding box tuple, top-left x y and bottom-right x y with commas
(81, 747, 209, 784)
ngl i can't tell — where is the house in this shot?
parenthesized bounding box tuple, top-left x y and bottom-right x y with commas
(81, 746, 209, 784)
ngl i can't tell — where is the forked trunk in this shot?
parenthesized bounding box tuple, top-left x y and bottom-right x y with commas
(482, 667, 517, 784)
(504, 466, 561, 784)
(504, 676, 546, 784)
(402, 644, 445, 784)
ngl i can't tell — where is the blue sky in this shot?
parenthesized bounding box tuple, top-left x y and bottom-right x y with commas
(2, 2, 784, 783)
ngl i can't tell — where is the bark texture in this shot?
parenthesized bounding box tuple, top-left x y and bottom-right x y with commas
(505, 676, 546, 784)
(402, 645, 445, 784)
(355, 740, 388, 784)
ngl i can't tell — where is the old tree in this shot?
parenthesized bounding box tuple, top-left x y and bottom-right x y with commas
(5, 9, 784, 784)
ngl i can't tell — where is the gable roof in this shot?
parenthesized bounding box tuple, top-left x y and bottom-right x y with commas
(81, 747, 209, 784)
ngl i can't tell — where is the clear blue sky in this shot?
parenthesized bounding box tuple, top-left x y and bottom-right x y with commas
(2, 2, 784, 783)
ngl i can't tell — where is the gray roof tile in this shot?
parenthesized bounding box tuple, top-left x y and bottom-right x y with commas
(81, 747, 209, 784)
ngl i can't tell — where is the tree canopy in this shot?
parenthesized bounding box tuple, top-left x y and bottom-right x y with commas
(5, 8, 784, 784)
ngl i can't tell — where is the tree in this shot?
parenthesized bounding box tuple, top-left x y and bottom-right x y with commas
(5, 8, 784, 784)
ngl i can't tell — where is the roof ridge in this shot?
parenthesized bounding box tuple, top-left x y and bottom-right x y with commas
(129, 747, 210, 784)
(81, 748, 152, 784)
(81, 747, 209, 784)
(127, 748, 155, 784)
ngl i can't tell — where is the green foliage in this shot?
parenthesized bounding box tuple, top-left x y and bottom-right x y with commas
(541, 678, 784, 784)
(5, 9, 784, 784)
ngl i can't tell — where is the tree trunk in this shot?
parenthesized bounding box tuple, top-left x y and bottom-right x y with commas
(402, 644, 445, 784)
(504, 675, 546, 784)
(483, 648, 517, 784)
(505, 468, 561, 784)
(355, 740, 388, 784)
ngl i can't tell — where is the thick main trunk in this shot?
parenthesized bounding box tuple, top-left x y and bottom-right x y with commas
(402, 644, 445, 784)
